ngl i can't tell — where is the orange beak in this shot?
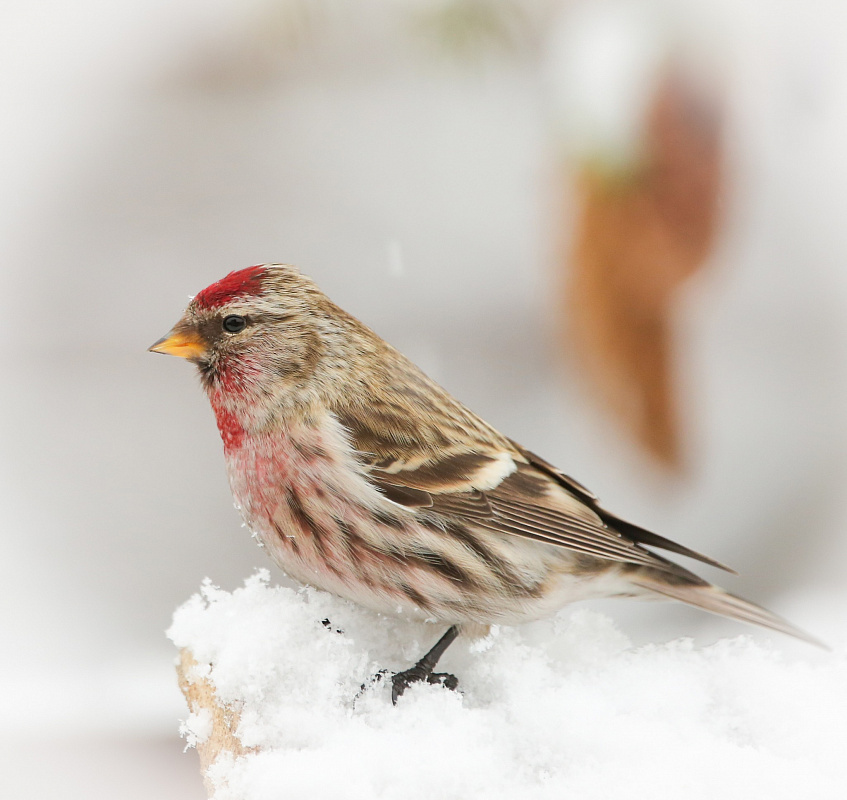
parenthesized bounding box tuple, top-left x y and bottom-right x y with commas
(148, 326, 207, 360)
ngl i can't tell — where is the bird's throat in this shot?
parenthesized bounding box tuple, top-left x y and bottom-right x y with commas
(214, 405, 247, 451)
(206, 382, 254, 453)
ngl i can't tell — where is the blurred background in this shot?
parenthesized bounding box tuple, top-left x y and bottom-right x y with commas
(2, 0, 846, 796)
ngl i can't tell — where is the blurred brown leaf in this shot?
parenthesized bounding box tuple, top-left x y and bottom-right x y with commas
(565, 73, 722, 467)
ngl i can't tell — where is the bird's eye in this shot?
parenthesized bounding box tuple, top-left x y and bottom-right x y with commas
(222, 315, 247, 333)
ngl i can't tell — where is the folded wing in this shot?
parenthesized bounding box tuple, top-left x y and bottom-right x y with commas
(365, 444, 727, 576)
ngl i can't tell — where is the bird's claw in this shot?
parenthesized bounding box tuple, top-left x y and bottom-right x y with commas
(428, 672, 459, 691)
(390, 666, 459, 704)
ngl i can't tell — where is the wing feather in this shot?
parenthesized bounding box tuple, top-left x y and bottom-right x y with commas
(336, 403, 729, 573)
(513, 444, 735, 572)
(365, 450, 672, 570)
(486, 502, 659, 567)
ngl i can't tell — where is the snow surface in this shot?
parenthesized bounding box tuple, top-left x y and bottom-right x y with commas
(169, 572, 846, 800)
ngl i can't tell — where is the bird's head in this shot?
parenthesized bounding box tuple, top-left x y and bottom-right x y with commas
(149, 265, 346, 426)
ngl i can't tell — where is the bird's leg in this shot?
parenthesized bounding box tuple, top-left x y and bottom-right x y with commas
(391, 625, 460, 704)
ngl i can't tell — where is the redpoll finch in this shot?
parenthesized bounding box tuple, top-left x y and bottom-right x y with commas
(151, 265, 819, 702)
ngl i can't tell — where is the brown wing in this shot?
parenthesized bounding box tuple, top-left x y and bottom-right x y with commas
(512, 443, 734, 573)
(328, 350, 729, 572)
(366, 449, 673, 570)
(361, 440, 734, 574)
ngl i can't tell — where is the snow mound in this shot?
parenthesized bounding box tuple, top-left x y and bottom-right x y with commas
(168, 572, 846, 800)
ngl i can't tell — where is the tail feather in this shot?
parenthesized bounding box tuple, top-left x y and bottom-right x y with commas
(630, 574, 826, 648)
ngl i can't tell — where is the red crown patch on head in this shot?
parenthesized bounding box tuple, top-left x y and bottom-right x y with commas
(194, 266, 267, 310)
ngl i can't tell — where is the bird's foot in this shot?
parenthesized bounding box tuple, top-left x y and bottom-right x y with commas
(391, 666, 459, 704)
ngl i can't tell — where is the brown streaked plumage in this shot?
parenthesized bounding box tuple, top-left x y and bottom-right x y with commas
(150, 265, 821, 703)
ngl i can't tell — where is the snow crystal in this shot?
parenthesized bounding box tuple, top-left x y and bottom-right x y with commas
(168, 572, 846, 800)
(180, 708, 213, 751)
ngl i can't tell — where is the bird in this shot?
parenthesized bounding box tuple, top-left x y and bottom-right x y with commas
(150, 264, 819, 702)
